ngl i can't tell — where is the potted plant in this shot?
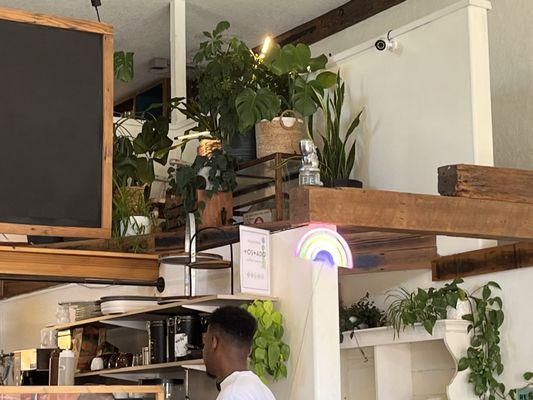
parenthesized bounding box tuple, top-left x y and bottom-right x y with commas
(312, 73, 364, 188)
(236, 42, 337, 158)
(188, 21, 263, 161)
(113, 106, 173, 237)
(384, 279, 533, 399)
(168, 149, 238, 227)
(112, 185, 155, 238)
(339, 293, 386, 340)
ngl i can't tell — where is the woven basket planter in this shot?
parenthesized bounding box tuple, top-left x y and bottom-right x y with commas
(255, 114, 306, 158)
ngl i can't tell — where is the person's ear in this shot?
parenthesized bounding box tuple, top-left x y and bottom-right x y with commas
(211, 334, 219, 352)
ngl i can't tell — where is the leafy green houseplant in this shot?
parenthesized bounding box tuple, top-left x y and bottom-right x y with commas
(339, 293, 386, 342)
(112, 104, 173, 239)
(111, 185, 155, 250)
(113, 108, 173, 191)
(168, 149, 238, 226)
(191, 21, 262, 142)
(386, 279, 533, 399)
(244, 300, 290, 382)
(312, 73, 363, 187)
(236, 42, 336, 133)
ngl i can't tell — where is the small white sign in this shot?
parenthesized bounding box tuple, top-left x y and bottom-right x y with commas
(239, 225, 270, 295)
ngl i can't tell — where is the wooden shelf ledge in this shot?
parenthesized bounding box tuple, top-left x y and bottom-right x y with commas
(0, 246, 159, 281)
(290, 186, 533, 241)
(48, 294, 278, 331)
(76, 360, 203, 378)
(340, 319, 469, 349)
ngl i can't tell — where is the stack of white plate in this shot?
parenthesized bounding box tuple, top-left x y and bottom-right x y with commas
(100, 296, 159, 315)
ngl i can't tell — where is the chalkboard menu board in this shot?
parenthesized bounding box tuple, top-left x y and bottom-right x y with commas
(0, 8, 113, 238)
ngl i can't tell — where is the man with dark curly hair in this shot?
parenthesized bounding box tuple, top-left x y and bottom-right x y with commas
(203, 306, 276, 400)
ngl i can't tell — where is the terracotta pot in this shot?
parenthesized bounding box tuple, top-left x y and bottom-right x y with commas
(255, 115, 306, 158)
(197, 190, 233, 227)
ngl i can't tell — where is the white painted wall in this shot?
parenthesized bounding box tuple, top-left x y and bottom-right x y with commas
(488, 0, 533, 170)
(324, 0, 493, 194)
(313, 0, 495, 256)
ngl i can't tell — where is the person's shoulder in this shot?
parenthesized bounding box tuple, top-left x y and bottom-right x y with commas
(221, 371, 276, 400)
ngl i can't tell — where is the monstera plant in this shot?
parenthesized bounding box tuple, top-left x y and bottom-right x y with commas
(235, 42, 337, 132)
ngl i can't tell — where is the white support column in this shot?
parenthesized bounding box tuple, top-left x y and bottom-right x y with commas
(170, 0, 187, 123)
(269, 227, 341, 399)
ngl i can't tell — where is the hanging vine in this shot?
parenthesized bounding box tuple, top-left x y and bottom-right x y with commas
(385, 279, 532, 399)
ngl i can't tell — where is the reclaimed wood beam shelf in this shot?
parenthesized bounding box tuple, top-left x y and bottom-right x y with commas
(290, 186, 533, 241)
(48, 294, 277, 331)
(432, 241, 533, 280)
(0, 246, 159, 281)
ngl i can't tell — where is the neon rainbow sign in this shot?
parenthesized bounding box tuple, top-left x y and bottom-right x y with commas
(296, 227, 353, 269)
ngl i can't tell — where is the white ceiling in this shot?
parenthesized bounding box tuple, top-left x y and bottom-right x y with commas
(0, 0, 347, 100)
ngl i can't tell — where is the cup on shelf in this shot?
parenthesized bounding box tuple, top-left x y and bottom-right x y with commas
(90, 356, 104, 371)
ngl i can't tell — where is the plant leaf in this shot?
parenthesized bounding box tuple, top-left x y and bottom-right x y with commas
(458, 357, 469, 371)
(114, 51, 134, 83)
(235, 88, 280, 132)
(422, 319, 436, 335)
(267, 343, 280, 370)
(315, 71, 337, 88)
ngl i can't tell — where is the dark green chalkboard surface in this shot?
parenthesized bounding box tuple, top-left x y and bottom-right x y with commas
(0, 8, 113, 238)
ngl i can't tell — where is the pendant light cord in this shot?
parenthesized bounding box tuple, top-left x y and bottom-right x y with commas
(90, 0, 102, 22)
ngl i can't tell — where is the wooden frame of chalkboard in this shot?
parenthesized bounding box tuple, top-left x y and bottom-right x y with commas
(0, 7, 113, 238)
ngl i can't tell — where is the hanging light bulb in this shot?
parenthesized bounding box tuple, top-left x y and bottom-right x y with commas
(260, 35, 273, 58)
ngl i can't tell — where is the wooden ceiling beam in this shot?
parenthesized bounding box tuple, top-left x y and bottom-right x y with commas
(290, 186, 533, 241)
(260, 0, 407, 48)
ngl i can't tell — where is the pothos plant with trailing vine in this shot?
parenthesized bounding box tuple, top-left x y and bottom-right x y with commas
(386, 279, 532, 399)
(244, 300, 290, 383)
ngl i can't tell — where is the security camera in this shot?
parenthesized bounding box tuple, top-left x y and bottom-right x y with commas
(375, 39, 387, 51)
(375, 38, 398, 52)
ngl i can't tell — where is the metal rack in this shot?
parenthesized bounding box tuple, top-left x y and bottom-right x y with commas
(233, 153, 302, 221)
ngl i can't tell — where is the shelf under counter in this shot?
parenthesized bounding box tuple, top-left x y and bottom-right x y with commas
(76, 359, 204, 378)
(49, 294, 278, 331)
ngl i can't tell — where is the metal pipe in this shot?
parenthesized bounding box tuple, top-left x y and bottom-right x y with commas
(0, 274, 165, 292)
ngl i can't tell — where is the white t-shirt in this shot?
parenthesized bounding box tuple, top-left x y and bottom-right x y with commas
(216, 371, 276, 400)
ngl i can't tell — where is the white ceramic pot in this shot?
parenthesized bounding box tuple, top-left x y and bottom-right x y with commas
(446, 299, 470, 320)
(198, 166, 214, 190)
(120, 216, 152, 237)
